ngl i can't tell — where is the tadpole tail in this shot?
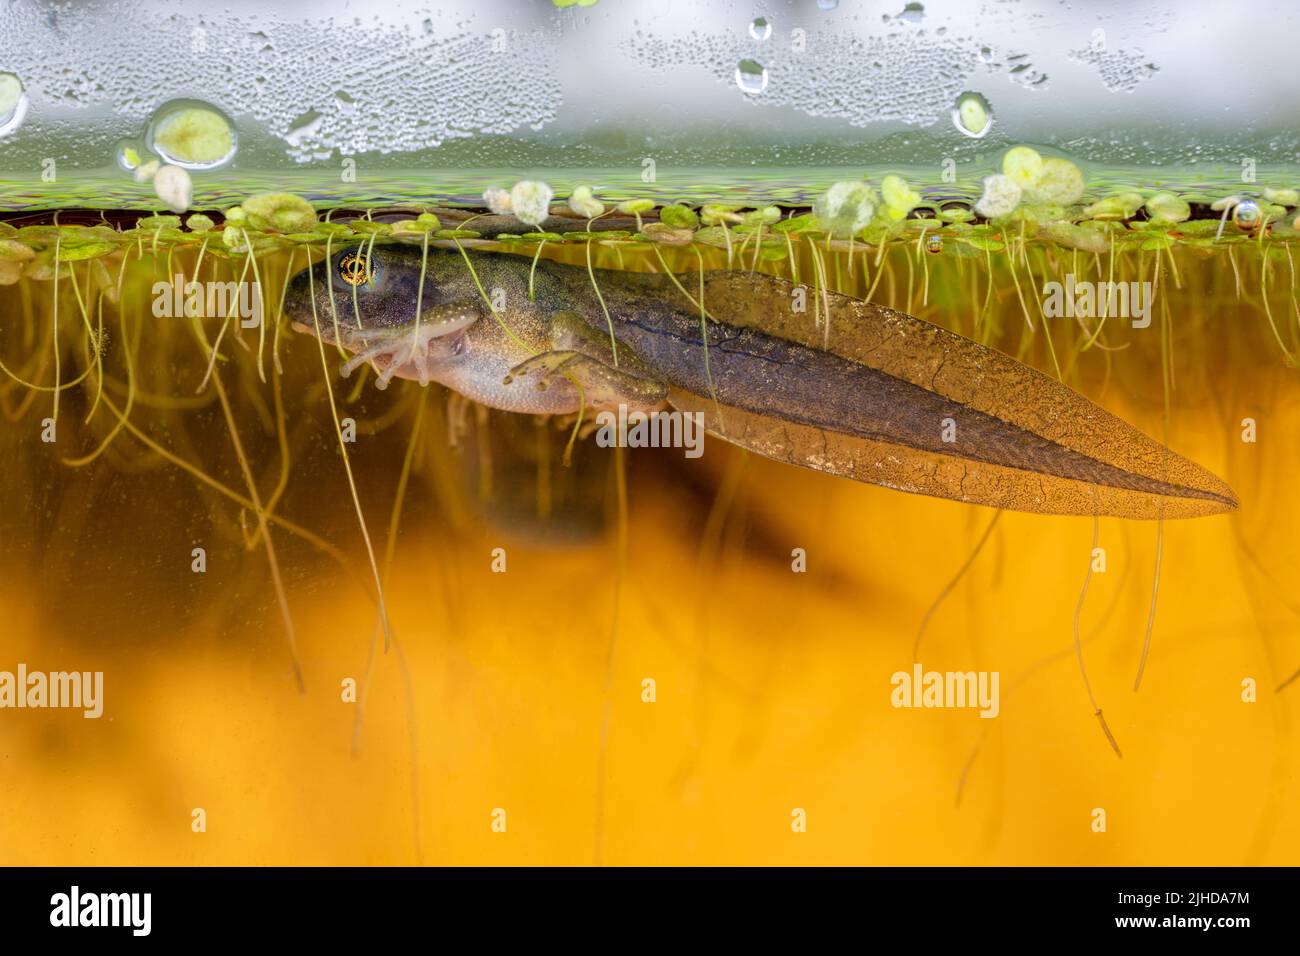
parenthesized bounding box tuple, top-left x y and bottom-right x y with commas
(609, 268, 1237, 519)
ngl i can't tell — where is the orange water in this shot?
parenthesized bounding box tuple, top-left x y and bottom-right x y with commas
(1, 245, 1297, 865)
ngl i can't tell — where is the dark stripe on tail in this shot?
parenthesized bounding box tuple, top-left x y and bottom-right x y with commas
(612, 308, 1234, 509)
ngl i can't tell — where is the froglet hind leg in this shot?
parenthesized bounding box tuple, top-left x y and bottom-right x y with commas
(503, 350, 667, 412)
(501, 310, 668, 414)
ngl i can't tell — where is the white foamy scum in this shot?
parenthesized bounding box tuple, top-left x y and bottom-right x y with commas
(0, 0, 561, 165)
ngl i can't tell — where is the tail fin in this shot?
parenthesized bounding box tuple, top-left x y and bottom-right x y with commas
(654, 273, 1236, 519)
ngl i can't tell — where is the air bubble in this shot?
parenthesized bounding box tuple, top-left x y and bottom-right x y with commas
(1234, 199, 1261, 232)
(735, 59, 768, 94)
(114, 139, 145, 171)
(951, 91, 992, 138)
(749, 18, 771, 41)
(0, 72, 29, 138)
(146, 99, 237, 170)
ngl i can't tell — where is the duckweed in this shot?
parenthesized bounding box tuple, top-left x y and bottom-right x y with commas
(4, 142, 1297, 296)
(813, 181, 876, 237)
(568, 185, 604, 219)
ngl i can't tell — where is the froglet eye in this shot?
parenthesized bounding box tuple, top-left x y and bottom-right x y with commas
(332, 249, 382, 292)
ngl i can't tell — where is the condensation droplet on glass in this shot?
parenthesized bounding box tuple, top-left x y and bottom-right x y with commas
(114, 139, 145, 171)
(145, 99, 238, 170)
(816, 0, 838, 9)
(749, 17, 772, 41)
(736, 59, 768, 94)
(888, 3, 925, 24)
(0, 72, 29, 138)
(285, 108, 324, 147)
(951, 91, 992, 138)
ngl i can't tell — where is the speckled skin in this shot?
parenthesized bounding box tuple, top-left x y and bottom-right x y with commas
(285, 244, 1237, 518)
(287, 244, 580, 411)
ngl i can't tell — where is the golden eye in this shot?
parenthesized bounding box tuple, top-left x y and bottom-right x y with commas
(337, 251, 373, 287)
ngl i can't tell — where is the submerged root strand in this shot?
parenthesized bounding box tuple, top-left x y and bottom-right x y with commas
(1076, 488, 1122, 758)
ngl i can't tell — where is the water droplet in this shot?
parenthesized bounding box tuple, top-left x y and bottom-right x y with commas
(735, 59, 768, 94)
(114, 139, 145, 171)
(1234, 199, 1261, 231)
(285, 108, 324, 147)
(146, 99, 237, 170)
(896, 3, 925, 24)
(749, 17, 772, 41)
(951, 91, 992, 138)
(816, 0, 839, 9)
(925, 234, 943, 254)
(0, 72, 29, 138)
(979, 46, 994, 63)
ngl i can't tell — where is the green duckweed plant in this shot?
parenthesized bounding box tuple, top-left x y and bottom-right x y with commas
(5, 148, 1300, 363)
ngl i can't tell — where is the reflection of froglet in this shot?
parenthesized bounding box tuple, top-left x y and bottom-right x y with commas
(285, 244, 1237, 519)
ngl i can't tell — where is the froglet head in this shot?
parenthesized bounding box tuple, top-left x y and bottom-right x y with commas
(285, 243, 485, 340)
(284, 243, 489, 387)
